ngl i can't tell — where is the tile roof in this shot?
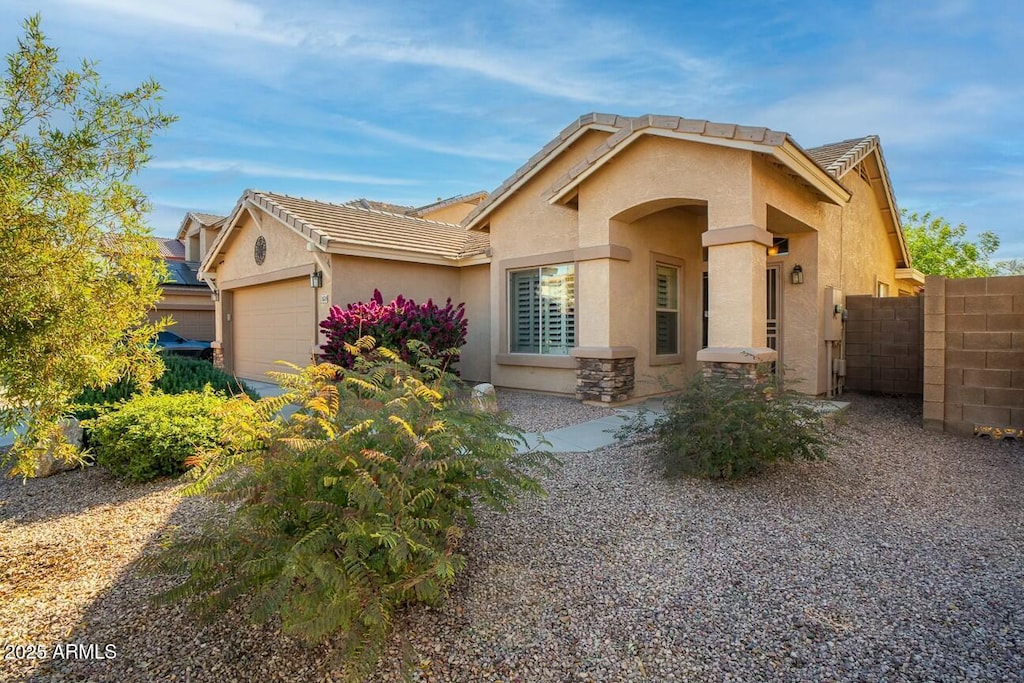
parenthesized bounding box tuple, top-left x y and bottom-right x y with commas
(250, 191, 490, 261)
(805, 136, 879, 179)
(463, 112, 800, 228)
(155, 237, 185, 260)
(190, 212, 226, 227)
(344, 198, 418, 215)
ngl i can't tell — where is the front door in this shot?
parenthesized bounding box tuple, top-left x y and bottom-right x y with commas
(766, 264, 782, 372)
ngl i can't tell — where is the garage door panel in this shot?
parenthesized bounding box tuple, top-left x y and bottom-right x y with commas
(149, 309, 215, 341)
(233, 278, 315, 380)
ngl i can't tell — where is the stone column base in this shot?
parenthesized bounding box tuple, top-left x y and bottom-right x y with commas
(575, 357, 635, 403)
(696, 347, 777, 385)
(210, 341, 225, 369)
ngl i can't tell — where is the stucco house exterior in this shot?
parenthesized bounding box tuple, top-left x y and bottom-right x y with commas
(198, 112, 922, 402)
(149, 212, 225, 341)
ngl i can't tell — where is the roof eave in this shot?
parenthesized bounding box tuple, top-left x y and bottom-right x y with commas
(463, 123, 618, 230)
(546, 129, 852, 206)
(772, 141, 852, 206)
(324, 243, 490, 267)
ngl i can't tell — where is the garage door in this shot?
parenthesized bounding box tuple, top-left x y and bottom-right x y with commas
(149, 309, 215, 341)
(232, 278, 316, 380)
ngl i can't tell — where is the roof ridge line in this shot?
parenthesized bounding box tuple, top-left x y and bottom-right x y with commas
(260, 191, 464, 228)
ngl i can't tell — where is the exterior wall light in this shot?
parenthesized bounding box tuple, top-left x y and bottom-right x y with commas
(791, 264, 804, 285)
(310, 270, 323, 289)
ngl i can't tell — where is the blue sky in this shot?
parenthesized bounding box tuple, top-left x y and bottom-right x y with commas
(3, 0, 1023, 260)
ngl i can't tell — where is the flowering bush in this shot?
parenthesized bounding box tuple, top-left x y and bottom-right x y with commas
(319, 289, 468, 372)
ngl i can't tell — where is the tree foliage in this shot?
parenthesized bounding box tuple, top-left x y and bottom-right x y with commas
(0, 15, 175, 476)
(901, 209, 999, 278)
(144, 340, 555, 681)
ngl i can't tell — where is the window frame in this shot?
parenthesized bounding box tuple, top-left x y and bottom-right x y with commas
(506, 262, 576, 357)
(650, 253, 684, 366)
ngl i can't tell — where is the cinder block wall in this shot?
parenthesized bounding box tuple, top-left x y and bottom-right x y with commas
(923, 275, 1024, 435)
(845, 295, 924, 395)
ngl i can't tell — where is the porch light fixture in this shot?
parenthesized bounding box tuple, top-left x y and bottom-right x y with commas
(310, 270, 323, 289)
(791, 264, 804, 285)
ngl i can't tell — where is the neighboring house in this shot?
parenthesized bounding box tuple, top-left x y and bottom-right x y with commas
(199, 191, 489, 381)
(200, 113, 922, 401)
(149, 212, 225, 341)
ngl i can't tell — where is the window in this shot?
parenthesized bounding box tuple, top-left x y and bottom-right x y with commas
(509, 264, 575, 354)
(654, 263, 679, 355)
(877, 281, 890, 298)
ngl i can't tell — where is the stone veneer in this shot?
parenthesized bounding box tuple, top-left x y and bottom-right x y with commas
(576, 357, 635, 403)
(700, 359, 775, 385)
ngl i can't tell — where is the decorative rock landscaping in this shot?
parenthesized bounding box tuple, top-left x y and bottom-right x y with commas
(1, 393, 1021, 682)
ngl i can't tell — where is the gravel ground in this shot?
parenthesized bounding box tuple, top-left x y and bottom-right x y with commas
(497, 389, 613, 433)
(1, 393, 1022, 682)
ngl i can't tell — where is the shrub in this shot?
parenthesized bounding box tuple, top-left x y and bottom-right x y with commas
(618, 373, 834, 479)
(71, 355, 256, 420)
(88, 390, 228, 482)
(319, 289, 467, 373)
(144, 339, 555, 681)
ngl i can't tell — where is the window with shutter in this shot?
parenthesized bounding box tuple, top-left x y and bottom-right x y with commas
(509, 264, 575, 355)
(654, 263, 679, 355)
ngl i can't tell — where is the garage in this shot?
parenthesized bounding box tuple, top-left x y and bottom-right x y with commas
(231, 277, 316, 380)
(148, 308, 214, 341)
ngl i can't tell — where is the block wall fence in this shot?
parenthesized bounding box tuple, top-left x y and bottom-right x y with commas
(922, 275, 1024, 436)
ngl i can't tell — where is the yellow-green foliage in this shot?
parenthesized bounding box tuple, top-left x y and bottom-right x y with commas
(88, 390, 228, 482)
(144, 339, 556, 681)
(0, 15, 175, 477)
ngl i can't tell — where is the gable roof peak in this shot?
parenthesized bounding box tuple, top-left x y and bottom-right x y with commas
(805, 135, 879, 179)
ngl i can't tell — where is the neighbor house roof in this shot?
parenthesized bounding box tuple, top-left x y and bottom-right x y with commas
(344, 198, 417, 214)
(463, 113, 853, 230)
(175, 211, 226, 239)
(202, 190, 491, 275)
(163, 260, 205, 287)
(408, 191, 488, 218)
(155, 237, 185, 260)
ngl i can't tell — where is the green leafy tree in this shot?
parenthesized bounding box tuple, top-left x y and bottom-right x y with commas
(0, 15, 175, 476)
(995, 258, 1024, 275)
(901, 209, 999, 278)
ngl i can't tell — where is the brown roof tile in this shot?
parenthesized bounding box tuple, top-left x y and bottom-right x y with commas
(805, 136, 878, 178)
(155, 237, 185, 260)
(253, 192, 489, 261)
(463, 112, 797, 228)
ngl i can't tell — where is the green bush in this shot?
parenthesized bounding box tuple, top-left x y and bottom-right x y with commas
(144, 339, 556, 681)
(71, 355, 256, 420)
(88, 390, 228, 482)
(619, 373, 834, 479)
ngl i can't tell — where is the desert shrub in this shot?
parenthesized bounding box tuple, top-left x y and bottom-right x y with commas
(144, 339, 555, 681)
(320, 289, 467, 373)
(88, 390, 228, 482)
(71, 355, 256, 420)
(618, 373, 834, 479)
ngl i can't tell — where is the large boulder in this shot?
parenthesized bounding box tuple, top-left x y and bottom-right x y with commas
(31, 418, 84, 478)
(469, 383, 499, 414)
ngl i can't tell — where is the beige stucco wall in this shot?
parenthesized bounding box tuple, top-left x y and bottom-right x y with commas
(329, 255, 488, 380)
(485, 129, 609, 394)
(457, 264, 491, 382)
(215, 209, 318, 285)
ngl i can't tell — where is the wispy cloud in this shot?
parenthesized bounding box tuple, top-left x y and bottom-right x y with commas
(149, 158, 417, 186)
(64, 0, 301, 44)
(338, 118, 533, 163)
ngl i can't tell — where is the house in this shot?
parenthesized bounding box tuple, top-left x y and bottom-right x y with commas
(198, 191, 490, 381)
(149, 212, 225, 341)
(199, 113, 922, 401)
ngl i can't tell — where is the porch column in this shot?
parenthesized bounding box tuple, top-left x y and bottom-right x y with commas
(696, 224, 777, 381)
